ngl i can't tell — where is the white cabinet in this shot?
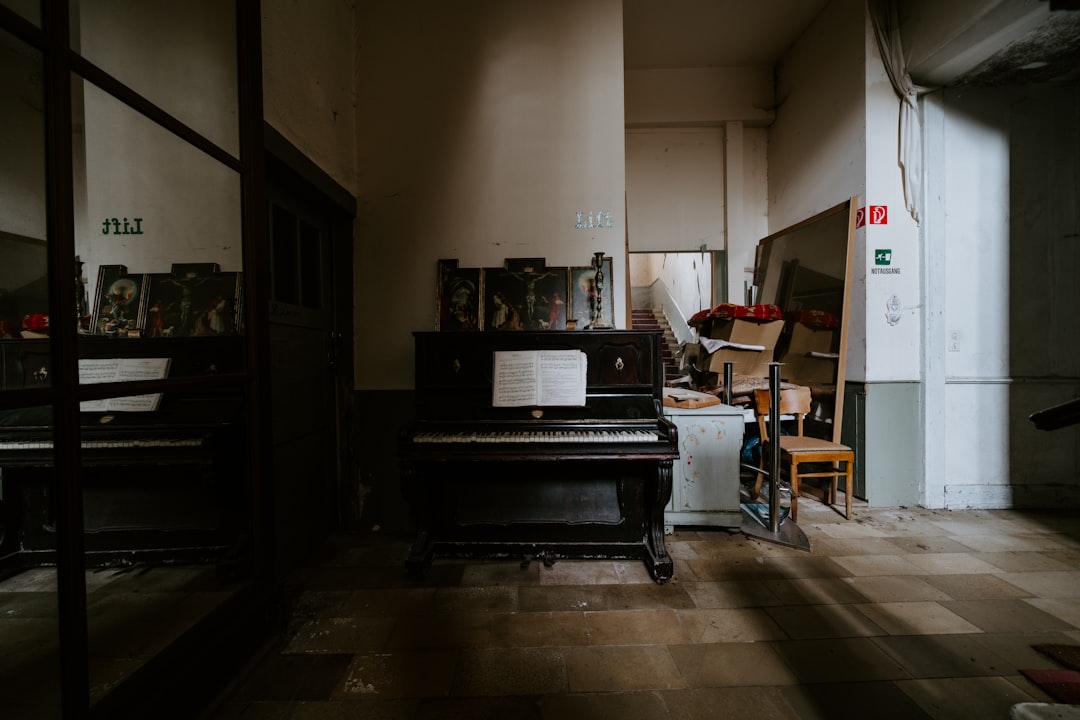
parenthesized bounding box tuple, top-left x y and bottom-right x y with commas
(663, 403, 745, 532)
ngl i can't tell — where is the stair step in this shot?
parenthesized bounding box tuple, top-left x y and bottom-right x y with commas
(631, 307, 684, 387)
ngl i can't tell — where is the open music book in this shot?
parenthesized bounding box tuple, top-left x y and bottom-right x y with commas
(492, 349, 587, 407)
(78, 357, 171, 412)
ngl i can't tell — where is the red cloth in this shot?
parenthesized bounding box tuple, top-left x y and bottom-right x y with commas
(708, 303, 782, 321)
(688, 304, 783, 328)
(1020, 668, 1080, 704)
(787, 309, 839, 330)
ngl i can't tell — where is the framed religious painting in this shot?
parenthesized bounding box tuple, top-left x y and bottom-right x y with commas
(483, 265, 569, 331)
(482, 266, 524, 331)
(435, 259, 481, 331)
(92, 265, 149, 335)
(144, 270, 242, 337)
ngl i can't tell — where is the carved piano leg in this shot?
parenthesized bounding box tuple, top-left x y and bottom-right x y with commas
(405, 528, 434, 579)
(645, 459, 674, 583)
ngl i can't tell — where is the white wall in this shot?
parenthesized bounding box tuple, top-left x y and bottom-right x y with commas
(863, 12, 922, 384)
(625, 128, 725, 252)
(924, 83, 1080, 509)
(354, 0, 627, 390)
(262, 0, 358, 196)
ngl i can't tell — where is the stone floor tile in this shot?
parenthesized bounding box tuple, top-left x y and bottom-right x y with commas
(763, 576, 868, 605)
(283, 616, 397, 654)
(779, 681, 933, 720)
(661, 686, 799, 720)
(765, 603, 887, 639)
(682, 579, 783, 609)
(855, 601, 984, 635)
(842, 575, 952, 603)
(540, 690, 670, 720)
(771, 637, 910, 683)
(676, 607, 787, 643)
(451, 647, 567, 697)
(489, 611, 589, 647)
(564, 645, 685, 692)
(831, 554, 930, 577)
(902, 552, 1005, 575)
(332, 650, 458, 700)
(584, 608, 689, 645)
(895, 676, 1042, 720)
(872, 633, 1017, 678)
(941, 598, 1077, 633)
(996, 571, 1080, 598)
(920, 573, 1032, 600)
(667, 642, 800, 687)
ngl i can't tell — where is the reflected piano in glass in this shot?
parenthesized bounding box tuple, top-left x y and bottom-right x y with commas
(0, 337, 245, 566)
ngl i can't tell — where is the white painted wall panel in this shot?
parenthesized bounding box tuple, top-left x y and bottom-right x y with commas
(625, 129, 725, 253)
(942, 90, 1012, 380)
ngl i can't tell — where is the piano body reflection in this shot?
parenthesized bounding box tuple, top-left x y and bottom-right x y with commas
(400, 331, 679, 583)
(0, 337, 245, 566)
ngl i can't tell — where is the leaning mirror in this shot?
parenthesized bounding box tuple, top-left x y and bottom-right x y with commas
(753, 197, 857, 443)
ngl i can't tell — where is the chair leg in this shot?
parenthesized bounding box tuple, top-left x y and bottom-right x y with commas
(754, 461, 764, 500)
(789, 459, 799, 523)
(844, 460, 852, 519)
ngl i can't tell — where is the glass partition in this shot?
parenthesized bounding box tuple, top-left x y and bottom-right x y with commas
(0, 30, 48, 347)
(2, 1, 260, 714)
(72, 0, 239, 157)
(0, 0, 40, 27)
(73, 77, 243, 353)
(71, 69, 248, 708)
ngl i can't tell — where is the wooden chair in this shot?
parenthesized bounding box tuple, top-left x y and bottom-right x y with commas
(751, 386, 854, 522)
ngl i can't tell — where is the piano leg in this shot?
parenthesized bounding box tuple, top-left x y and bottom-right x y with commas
(400, 462, 435, 578)
(644, 458, 674, 583)
(405, 528, 434, 579)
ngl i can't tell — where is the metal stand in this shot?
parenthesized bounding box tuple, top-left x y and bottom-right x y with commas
(739, 362, 810, 551)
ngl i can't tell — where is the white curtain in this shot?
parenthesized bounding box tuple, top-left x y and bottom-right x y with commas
(869, 0, 932, 225)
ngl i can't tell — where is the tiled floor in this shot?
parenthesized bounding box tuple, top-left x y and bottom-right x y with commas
(0, 562, 238, 718)
(202, 498, 1080, 720)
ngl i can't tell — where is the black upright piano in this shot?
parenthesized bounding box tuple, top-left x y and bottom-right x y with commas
(399, 330, 679, 583)
(0, 337, 245, 569)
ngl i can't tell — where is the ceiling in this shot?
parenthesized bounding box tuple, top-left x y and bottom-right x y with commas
(622, 0, 830, 71)
(622, 0, 1080, 86)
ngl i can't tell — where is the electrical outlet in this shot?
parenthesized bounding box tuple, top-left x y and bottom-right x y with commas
(948, 331, 960, 352)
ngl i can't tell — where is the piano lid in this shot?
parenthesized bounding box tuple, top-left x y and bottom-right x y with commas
(411, 330, 665, 423)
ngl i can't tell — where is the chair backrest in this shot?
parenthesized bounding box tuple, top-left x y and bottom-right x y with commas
(752, 386, 812, 441)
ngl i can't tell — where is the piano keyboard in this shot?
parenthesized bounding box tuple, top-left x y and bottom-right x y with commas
(0, 437, 204, 451)
(411, 429, 660, 444)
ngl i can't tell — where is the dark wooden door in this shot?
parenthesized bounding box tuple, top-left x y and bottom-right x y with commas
(266, 152, 354, 575)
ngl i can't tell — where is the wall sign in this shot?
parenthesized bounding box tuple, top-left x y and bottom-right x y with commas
(871, 248, 900, 275)
(575, 210, 613, 229)
(101, 217, 144, 235)
(855, 205, 888, 228)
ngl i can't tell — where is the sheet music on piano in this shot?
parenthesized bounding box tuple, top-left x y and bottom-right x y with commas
(78, 357, 172, 412)
(492, 349, 587, 407)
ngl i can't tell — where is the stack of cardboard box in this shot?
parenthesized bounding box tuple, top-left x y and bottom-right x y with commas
(687, 304, 784, 382)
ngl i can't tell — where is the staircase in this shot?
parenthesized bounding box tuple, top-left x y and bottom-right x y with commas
(631, 308, 684, 385)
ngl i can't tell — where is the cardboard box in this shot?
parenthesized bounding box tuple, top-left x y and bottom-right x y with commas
(701, 318, 784, 378)
(778, 323, 837, 385)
